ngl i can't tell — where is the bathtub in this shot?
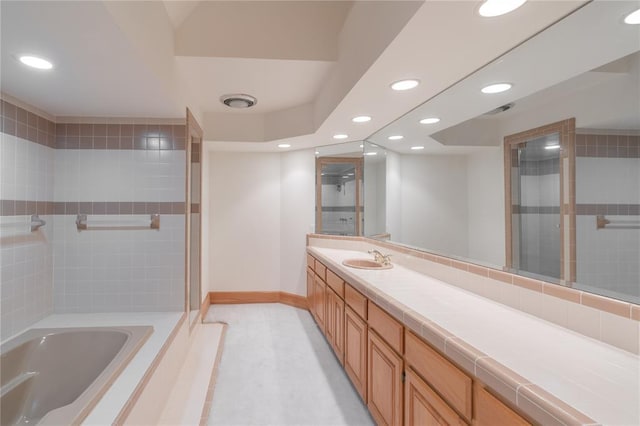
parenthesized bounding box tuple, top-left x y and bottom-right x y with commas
(1, 326, 152, 425)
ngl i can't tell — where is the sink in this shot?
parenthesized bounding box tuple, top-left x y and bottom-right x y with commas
(342, 258, 393, 270)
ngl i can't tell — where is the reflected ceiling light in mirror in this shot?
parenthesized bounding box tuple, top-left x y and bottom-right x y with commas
(410, 146, 425, 150)
(545, 144, 560, 150)
(352, 115, 372, 123)
(359, 144, 364, 148)
(390, 79, 420, 91)
(478, 0, 526, 17)
(388, 135, 404, 140)
(481, 83, 512, 94)
(277, 143, 291, 148)
(624, 8, 640, 24)
(419, 117, 440, 124)
(333, 134, 348, 140)
(364, 152, 377, 156)
(19, 55, 53, 70)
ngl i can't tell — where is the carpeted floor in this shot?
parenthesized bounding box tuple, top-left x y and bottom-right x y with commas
(204, 303, 374, 426)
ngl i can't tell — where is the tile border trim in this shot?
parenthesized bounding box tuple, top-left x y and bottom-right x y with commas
(0, 200, 186, 216)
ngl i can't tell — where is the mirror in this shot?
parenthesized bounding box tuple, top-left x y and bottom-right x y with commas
(365, 1, 640, 304)
(315, 141, 363, 236)
(186, 109, 203, 328)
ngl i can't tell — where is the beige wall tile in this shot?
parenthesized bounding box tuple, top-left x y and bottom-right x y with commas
(566, 302, 600, 340)
(600, 311, 640, 355)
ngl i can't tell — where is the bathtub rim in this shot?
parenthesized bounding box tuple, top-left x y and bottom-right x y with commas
(1, 325, 153, 426)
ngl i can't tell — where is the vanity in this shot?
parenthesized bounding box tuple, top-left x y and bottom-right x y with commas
(305, 237, 639, 426)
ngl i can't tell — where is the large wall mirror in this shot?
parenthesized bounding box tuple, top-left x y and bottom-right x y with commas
(364, 1, 640, 304)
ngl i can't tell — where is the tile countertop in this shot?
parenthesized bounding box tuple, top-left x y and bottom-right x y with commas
(27, 312, 184, 426)
(308, 247, 640, 426)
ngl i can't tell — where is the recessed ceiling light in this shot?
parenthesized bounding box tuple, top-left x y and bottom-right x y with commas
(352, 116, 372, 123)
(364, 152, 377, 156)
(481, 83, 512, 94)
(359, 144, 364, 148)
(19, 55, 53, 70)
(390, 79, 420, 91)
(624, 8, 640, 24)
(411, 146, 425, 150)
(544, 145, 560, 150)
(333, 134, 348, 140)
(388, 135, 404, 140)
(315, 151, 320, 155)
(220, 93, 257, 109)
(342, 175, 350, 178)
(277, 144, 291, 148)
(419, 117, 440, 124)
(479, 0, 526, 17)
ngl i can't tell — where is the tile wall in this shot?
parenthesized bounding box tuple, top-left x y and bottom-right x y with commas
(0, 98, 186, 338)
(0, 104, 56, 338)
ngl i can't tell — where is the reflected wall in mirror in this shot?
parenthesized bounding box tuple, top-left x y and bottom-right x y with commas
(366, 1, 640, 304)
(186, 109, 203, 328)
(363, 142, 387, 238)
(315, 142, 363, 236)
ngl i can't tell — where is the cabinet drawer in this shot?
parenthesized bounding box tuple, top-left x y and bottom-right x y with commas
(405, 330, 472, 421)
(474, 384, 530, 426)
(345, 284, 367, 320)
(326, 269, 345, 298)
(368, 301, 403, 354)
(315, 260, 327, 281)
(307, 254, 315, 270)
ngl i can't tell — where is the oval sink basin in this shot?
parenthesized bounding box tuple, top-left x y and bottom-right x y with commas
(342, 258, 393, 270)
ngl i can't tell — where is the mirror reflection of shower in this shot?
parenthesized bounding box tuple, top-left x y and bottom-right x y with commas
(318, 160, 361, 236)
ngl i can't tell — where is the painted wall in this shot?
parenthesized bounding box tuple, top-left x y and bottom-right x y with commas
(204, 149, 314, 297)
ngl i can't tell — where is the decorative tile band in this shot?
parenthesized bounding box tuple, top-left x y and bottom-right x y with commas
(512, 205, 561, 214)
(1, 99, 56, 147)
(576, 203, 640, 215)
(0, 200, 186, 216)
(576, 133, 640, 158)
(1, 99, 185, 150)
(321, 206, 365, 212)
(519, 158, 559, 176)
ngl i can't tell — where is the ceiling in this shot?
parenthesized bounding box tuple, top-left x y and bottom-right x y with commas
(1, 0, 597, 151)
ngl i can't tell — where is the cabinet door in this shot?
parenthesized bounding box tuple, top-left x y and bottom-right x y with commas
(405, 369, 466, 426)
(473, 384, 530, 426)
(326, 288, 345, 364)
(306, 268, 314, 313)
(368, 329, 403, 426)
(345, 306, 367, 402)
(313, 275, 326, 331)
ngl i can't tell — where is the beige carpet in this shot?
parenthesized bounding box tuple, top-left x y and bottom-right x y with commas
(204, 303, 374, 426)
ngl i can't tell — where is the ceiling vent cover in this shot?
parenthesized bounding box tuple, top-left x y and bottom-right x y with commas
(484, 102, 515, 115)
(220, 94, 257, 109)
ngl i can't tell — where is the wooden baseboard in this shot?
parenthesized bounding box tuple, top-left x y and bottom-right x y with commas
(209, 291, 309, 310)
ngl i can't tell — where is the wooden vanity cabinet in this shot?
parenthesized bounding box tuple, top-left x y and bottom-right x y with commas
(305, 254, 533, 426)
(313, 275, 326, 332)
(368, 329, 403, 426)
(405, 368, 466, 426)
(473, 384, 530, 426)
(344, 305, 368, 401)
(325, 287, 345, 364)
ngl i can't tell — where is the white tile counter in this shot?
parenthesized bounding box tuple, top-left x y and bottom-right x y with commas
(309, 247, 640, 426)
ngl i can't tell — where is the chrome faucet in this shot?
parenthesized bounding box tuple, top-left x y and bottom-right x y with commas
(368, 249, 392, 266)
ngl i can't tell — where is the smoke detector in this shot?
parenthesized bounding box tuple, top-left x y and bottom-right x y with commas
(220, 94, 257, 109)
